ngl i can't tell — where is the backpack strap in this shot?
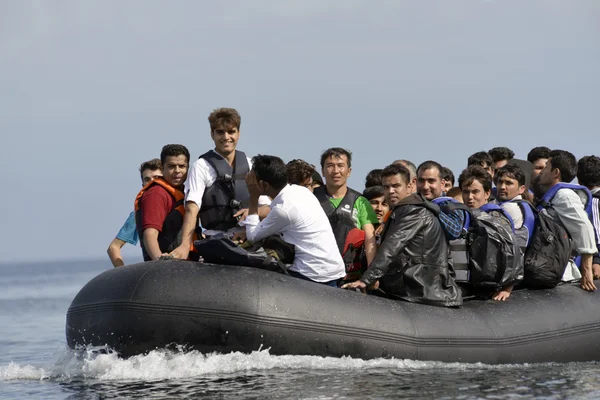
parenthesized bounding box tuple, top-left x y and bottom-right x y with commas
(513, 199, 537, 247)
(480, 203, 515, 231)
(539, 183, 593, 217)
(314, 186, 336, 216)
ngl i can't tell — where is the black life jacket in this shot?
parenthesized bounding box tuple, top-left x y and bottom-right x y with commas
(134, 178, 185, 261)
(199, 150, 250, 231)
(314, 186, 361, 254)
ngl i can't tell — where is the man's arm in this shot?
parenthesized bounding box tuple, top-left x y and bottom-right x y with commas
(170, 202, 199, 259)
(143, 228, 163, 260)
(242, 172, 285, 243)
(580, 254, 596, 291)
(107, 238, 126, 267)
(363, 223, 377, 265)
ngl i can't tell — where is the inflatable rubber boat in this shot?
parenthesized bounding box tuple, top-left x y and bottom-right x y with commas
(66, 260, 600, 364)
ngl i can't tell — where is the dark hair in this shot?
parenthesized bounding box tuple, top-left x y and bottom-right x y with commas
(441, 167, 455, 186)
(160, 144, 190, 166)
(488, 147, 515, 163)
(549, 150, 578, 183)
(365, 169, 382, 188)
(363, 185, 386, 201)
(467, 152, 493, 170)
(494, 164, 526, 186)
(286, 159, 315, 186)
(252, 155, 288, 190)
(381, 163, 410, 184)
(577, 155, 600, 188)
(393, 159, 417, 179)
(416, 160, 444, 179)
(139, 158, 162, 181)
(208, 108, 241, 131)
(446, 187, 462, 199)
(527, 146, 551, 163)
(312, 170, 323, 186)
(320, 147, 352, 168)
(458, 165, 492, 193)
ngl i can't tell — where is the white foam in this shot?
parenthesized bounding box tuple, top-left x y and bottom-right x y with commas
(0, 347, 537, 382)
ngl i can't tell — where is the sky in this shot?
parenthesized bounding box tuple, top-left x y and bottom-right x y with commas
(0, 0, 598, 263)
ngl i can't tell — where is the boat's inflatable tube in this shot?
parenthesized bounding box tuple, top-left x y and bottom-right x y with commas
(66, 260, 600, 363)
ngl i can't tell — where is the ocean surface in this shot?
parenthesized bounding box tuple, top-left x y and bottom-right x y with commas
(2, 259, 600, 399)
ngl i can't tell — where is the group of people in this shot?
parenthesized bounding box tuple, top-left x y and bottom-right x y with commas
(107, 107, 600, 308)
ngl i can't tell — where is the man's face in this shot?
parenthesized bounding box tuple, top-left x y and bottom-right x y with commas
(300, 176, 314, 192)
(494, 160, 508, 171)
(531, 158, 548, 179)
(480, 162, 494, 178)
(443, 180, 453, 193)
(141, 169, 162, 186)
(382, 174, 410, 208)
(533, 158, 557, 190)
(322, 155, 351, 188)
(369, 196, 389, 223)
(162, 155, 189, 188)
(211, 124, 240, 156)
(417, 167, 445, 200)
(462, 179, 490, 209)
(496, 174, 525, 202)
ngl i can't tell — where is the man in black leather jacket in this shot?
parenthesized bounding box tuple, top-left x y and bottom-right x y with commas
(343, 193, 463, 307)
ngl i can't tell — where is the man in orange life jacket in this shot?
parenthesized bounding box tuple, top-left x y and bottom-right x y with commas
(135, 144, 190, 261)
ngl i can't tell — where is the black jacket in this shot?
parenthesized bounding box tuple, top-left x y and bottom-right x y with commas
(360, 195, 463, 307)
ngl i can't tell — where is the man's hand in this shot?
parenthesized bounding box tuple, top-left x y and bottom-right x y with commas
(232, 230, 247, 244)
(245, 170, 262, 199)
(581, 270, 597, 291)
(593, 264, 600, 280)
(169, 244, 190, 260)
(341, 280, 367, 293)
(492, 290, 511, 301)
(233, 208, 249, 222)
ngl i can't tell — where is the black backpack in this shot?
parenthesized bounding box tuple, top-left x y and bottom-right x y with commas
(194, 234, 292, 274)
(522, 208, 571, 289)
(441, 203, 523, 290)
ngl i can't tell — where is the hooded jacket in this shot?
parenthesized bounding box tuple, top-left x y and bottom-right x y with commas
(360, 193, 463, 307)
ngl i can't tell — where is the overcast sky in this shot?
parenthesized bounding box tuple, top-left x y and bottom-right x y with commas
(1, 1, 598, 264)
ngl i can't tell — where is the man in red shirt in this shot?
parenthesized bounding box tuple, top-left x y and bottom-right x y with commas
(135, 144, 190, 261)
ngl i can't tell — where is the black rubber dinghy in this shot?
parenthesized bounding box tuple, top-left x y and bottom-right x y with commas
(66, 260, 600, 363)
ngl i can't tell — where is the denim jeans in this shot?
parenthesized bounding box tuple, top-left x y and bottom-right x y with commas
(287, 270, 339, 287)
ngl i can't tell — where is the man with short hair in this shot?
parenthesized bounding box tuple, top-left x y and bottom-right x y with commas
(314, 148, 379, 265)
(107, 159, 163, 267)
(364, 169, 383, 188)
(135, 145, 190, 261)
(393, 160, 417, 194)
(527, 146, 551, 179)
(577, 155, 600, 278)
(381, 164, 411, 208)
(286, 159, 315, 192)
(467, 151, 495, 178)
(362, 186, 389, 224)
(441, 167, 455, 194)
(242, 155, 345, 286)
(495, 164, 529, 247)
(533, 150, 597, 291)
(489, 147, 515, 170)
(170, 108, 269, 260)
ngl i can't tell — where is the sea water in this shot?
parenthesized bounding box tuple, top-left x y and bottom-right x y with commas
(2, 259, 600, 399)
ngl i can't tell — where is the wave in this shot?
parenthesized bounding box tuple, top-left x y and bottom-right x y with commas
(0, 346, 544, 382)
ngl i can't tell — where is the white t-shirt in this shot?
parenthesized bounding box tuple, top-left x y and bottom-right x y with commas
(184, 150, 271, 232)
(241, 184, 346, 282)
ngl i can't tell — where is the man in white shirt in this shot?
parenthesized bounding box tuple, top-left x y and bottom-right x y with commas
(533, 150, 597, 291)
(169, 108, 269, 260)
(577, 155, 600, 278)
(241, 155, 346, 286)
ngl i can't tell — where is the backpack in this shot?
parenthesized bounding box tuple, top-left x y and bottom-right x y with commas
(440, 202, 523, 290)
(521, 207, 571, 289)
(341, 228, 366, 281)
(194, 234, 292, 274)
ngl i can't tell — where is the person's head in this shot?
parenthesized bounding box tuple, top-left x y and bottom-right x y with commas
(286, 159, 315, 192)
(533, 150, 577, 197)
(381, 163, 411, 208)
(441, 167, 455, 192)
(577, 155, 600, 190)
(488, 147, 515, 170)
(208, 108, 241, 157)
(365, 169, 383, 188)
(320, 147, 352, 189)
(467, 151, 494, 177)
(160, 144, 190, 188)
(139, 158, 163, 186)
(393, 159, 417, 193)
(494, 164, 526, 202)
(446, 187, 463, 203)
(363, 186, 389, 223)
(527, 146, 551, 179)
(311, 170, 323, 190)
(251, 155, 288, 197)
(416, 160, 446, 200)
(458, 166, 492, 209)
